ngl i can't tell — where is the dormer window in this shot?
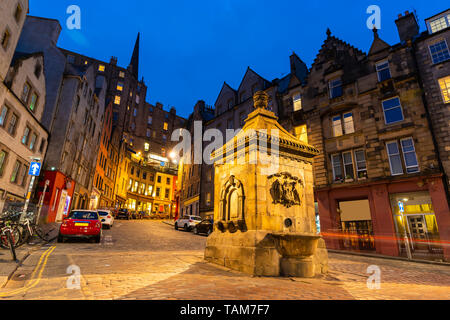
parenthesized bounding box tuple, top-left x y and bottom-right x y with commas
(329, 78, 343, 99)
(427, 13, 450, 34)
(376, 61, 391, 82)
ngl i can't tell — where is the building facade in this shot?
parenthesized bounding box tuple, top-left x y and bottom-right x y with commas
(179, 61, 308, 219)
(287, 15, 450, 261)
(0, 0, 50, 212)
(414, 9, 450, 199)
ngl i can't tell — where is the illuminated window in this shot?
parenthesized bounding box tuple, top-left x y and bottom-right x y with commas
(98, 65, 105, 72)
(29, 93, 38, 112)
(114, 96, 121, 105)
(117, 81, 124, 91)
(438, 76, 450, 103)
(293, 93, 302, 111)
(144, 143, 150, 151)
(148, 116, 152, 125)
(428, 14, 450, 33)
(163, 122, 168, 131)
(119, 71, 125, 78)
(294, 125, 308, 144)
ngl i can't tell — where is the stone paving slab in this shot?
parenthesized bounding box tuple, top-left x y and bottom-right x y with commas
(1, 221, 449, 300)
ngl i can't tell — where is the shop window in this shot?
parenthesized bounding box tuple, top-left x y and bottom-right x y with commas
(339, 200, 375, 251)
(391, 192, 443, 256)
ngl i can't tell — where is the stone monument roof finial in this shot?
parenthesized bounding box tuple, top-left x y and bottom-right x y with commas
(253, 91, 269, 109)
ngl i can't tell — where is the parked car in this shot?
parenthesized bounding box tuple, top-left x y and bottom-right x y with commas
(58, 210, 102, 243)
(193, 219, 214, 236)
(97, 209, 114, 229)
(117, 209, 131, 220)
(174, 215, 202, 231)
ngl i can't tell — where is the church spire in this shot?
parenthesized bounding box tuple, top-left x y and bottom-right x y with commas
(129, 32, 140, 79)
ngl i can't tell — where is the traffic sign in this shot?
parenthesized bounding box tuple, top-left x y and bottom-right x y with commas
(398, 201, 404, 213)
(29, 162, 42, 176)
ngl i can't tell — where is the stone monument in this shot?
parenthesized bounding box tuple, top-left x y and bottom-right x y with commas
(205, 91, 328, 278)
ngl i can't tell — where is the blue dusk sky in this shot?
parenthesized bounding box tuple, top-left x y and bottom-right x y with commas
(29, 0, 448, 118)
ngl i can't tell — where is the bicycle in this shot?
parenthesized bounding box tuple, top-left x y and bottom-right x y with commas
(0, 221, 19, 261)
(17, 216, 57, 245)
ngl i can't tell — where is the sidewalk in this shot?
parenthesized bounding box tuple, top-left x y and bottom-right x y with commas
(162, 220, 175, 227)
(0, 223, 60, 288)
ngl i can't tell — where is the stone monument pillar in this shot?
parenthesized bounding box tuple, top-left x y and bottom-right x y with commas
(205, 91, 328, 278)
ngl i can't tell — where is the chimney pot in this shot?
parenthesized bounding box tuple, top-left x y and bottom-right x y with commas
(405, 11, 410, 15)
(398, 14, 403, 18)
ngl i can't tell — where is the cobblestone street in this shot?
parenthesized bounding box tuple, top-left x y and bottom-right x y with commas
(0, 221, 449, 300)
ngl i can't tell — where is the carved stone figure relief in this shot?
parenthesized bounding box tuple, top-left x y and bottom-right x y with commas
(268, 173, 304, 208)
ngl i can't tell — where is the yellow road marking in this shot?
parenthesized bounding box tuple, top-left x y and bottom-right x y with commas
(0, 246, 56, 297)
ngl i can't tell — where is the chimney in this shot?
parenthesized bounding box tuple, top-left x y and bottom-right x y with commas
(395, 11, 419, 42)
(156, 102, 163, 109)
(110, 56, 118, 65)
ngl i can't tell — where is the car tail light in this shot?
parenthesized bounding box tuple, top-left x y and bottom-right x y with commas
(189, 219, 193, 223)
(108, 215, 111, 219)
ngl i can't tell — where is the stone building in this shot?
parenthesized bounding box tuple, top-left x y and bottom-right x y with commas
(92, 100, 118, 209)
(413, 9, 450, 199)
(179, 61, 308, 219)
(286, 15, 450, 261)
(16, 16, 106, 221)
(0, 0, 49, 212)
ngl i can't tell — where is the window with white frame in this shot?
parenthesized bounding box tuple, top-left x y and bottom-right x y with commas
(342, 151, 354, 180)
(386, 141, 404, 176)
(429, 40, 450, 64)
(427, 14, 450, 34)
(400, 138, 419, 173)
(329, 78, 343, 99)
(354, 150, 368, 179)
(332, 112, 354, 137)
(438, 76, 450, 103)
(331, 154, 344, 182)
(376, 61, 391, 82)
(382, 97, 404, 124)
(331, 150, 367, 182)
(0, 105, 9, 127)
(293, 93, 302, 111)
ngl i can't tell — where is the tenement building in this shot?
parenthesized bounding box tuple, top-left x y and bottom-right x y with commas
(16, 16, 106, 221)
(0, 0, 49, 212)
(179, 59, 309, 218)
(287, 15, 450, 261)
(413, 9, 450, 198)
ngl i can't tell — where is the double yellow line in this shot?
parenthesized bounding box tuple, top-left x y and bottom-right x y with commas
(0, 246, 56, 298)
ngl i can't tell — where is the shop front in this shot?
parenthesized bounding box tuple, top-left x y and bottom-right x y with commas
(390, 191, 443, 260)
(317, 175, 450, 261)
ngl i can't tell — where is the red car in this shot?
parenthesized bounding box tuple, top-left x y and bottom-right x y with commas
(58, 210, 102, 243)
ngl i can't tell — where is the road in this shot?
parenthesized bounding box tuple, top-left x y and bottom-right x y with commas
(0, 220, 449, 300)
